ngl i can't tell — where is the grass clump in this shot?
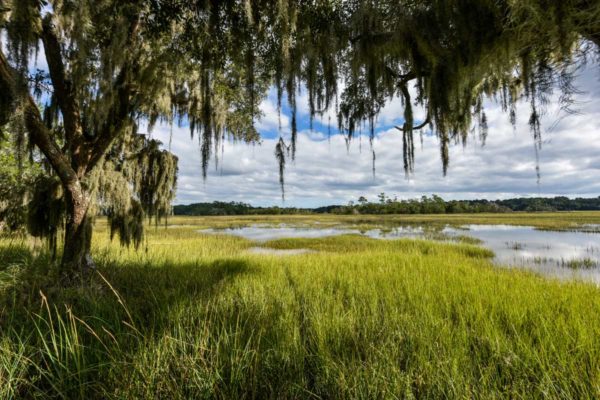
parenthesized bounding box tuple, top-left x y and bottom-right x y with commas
(562, 258, 599, 269)
(0, 215, 600, 398)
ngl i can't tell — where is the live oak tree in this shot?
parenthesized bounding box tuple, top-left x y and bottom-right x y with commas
(0, 0, 261, 276)
(0, 1, 174, 275)
(0, 0, 598, 279)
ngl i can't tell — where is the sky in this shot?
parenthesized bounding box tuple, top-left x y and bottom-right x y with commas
(150, 65, 600, 207)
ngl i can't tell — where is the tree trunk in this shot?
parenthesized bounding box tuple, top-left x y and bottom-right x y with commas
(61, 181, 95, 278)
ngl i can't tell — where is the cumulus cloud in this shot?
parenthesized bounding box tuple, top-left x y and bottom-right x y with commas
(150, 66, 600, 207)
(255, 93, 289, 134)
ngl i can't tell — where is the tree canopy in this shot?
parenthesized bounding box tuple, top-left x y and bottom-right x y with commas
(0, 0, 598, 277)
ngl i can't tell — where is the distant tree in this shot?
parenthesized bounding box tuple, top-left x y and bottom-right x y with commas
(524, 199, 556, 212)
(358, 196, 368, 205)
(431, 195, 447, 214)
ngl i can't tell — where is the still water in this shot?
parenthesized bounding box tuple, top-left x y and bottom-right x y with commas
(200, 224, 600, 283)
(444, 225, 600, 283)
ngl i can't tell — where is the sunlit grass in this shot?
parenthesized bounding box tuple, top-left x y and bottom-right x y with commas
(1, 213, 600, 398)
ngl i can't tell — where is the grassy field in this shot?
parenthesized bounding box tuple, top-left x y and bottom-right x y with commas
(1, 213, 600, 398)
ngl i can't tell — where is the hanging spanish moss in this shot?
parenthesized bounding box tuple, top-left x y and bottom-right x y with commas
(275, 137, 288, 200)
(89, 133, 178, 247)
(0, 129, 44, 234)
(131, 138, 178, 224)
(372, 150, 376, 179)
(156, 0, 598, 195)
(108, 200, 144, 249)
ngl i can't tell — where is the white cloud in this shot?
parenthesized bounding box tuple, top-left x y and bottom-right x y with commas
(256, 94, 289, 133)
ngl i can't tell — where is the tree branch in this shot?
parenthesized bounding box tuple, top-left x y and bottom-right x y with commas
(395, 80, 430, 132)
(0, 49, 79, 188)
(394, 114, 430, 132)
(41, 15, 82, 146)
(86, 17, 141, 172)
(86, 115, 129, 173)
(382, 66, 419, 84)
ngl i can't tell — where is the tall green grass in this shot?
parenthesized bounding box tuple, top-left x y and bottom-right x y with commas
(1, 216, 600, 398)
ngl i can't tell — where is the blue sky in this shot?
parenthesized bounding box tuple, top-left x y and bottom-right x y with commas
(151, 65, 600, 207)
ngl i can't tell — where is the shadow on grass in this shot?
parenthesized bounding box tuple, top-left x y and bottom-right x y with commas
(0, 243, 260, 398)
(1, 244, 255, 324)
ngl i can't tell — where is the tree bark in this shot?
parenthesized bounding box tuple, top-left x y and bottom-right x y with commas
(61, 181, 95, 277)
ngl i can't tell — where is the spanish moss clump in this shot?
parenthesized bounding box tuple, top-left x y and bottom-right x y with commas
(108, 200, 144, 249)
(126, 136, 178, 225)
(27, 176, 64, 255)
(93, 134, 178, 247)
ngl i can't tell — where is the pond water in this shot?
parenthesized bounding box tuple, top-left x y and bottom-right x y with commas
(247, 247, 314, 256)
(200, 224, 600, 283)
(444, 225, 600, 283)
(200, 226, 360, 241)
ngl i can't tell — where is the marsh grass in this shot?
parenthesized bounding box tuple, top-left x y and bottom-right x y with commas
(1, 214, 600, 398)
(161, 211, 600, 232)
(506, 241, 526, 250)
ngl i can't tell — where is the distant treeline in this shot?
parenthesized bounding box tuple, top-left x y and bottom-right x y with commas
(496, 197, 600, 212)
(333, 195, 600, 215)
(173, 201, 328, 216)
(173, 196, 600, 216)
